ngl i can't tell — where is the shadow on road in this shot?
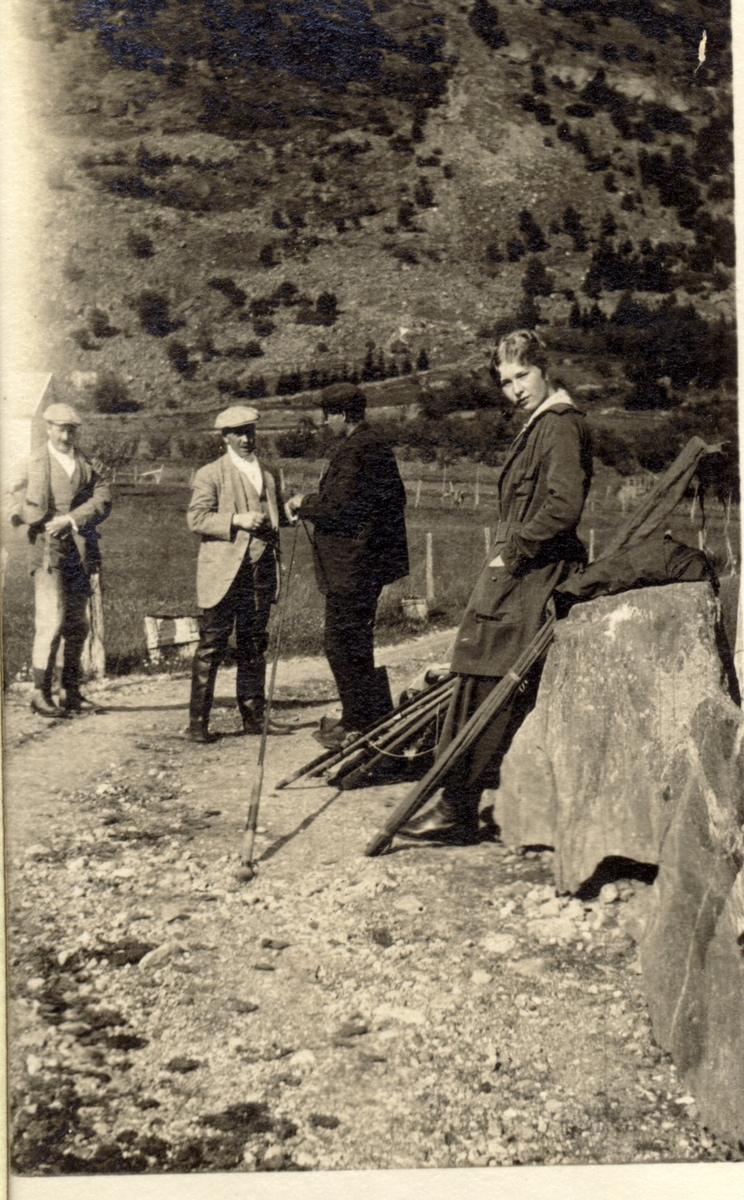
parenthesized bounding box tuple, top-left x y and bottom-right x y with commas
(258, 787, 342, 863)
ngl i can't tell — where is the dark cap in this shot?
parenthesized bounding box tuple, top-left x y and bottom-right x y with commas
(320, 383, 367, 414)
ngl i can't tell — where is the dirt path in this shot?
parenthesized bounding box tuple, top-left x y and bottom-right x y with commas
(5, 633, 737, 1175)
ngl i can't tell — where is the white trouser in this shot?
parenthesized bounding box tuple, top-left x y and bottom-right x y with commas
(32, 566, 89, 686)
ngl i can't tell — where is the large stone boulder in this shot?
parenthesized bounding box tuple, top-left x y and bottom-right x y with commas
(488, 582, 732, 892)
(485, 581, 744, 1142)
(639, 695, 744, 1143)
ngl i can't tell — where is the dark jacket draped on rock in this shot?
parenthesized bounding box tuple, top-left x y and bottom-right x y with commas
(450, 395, 592, 678)
(298, 422, 409, 596)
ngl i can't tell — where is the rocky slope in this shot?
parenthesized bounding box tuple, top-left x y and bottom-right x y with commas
(16, 0, 734, 416)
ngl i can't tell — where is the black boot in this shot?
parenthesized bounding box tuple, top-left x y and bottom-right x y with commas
(239, 697, 294, 736)
(188, 719, 220, 744)
(30, 668, 70, 719)
(60, 688, 104, 714)
(188, 648, 220, 743)
(397, 794, 480, 845)
(312, 718, 357, 749)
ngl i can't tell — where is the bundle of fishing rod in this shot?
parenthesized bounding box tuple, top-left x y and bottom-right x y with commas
(275, 612, 558, 856)
(275, 671, 457, 793)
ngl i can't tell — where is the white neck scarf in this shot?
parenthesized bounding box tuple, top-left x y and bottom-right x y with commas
(48, 441, 76, 479)
(227, 446, 264, 495)
(524, 388, 575, 428)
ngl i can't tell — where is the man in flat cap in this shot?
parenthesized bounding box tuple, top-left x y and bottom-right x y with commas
(187, 405, 294, 743)
(9, 402, 112, 717)
(287, 384, 409, 747)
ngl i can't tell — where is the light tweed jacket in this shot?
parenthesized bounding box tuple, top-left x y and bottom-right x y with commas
(8, 446, 111, 575)
(187, 452, 282, 609)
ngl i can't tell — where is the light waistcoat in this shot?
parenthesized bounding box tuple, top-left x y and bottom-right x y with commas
(48, 455, 83, 514)
(230, 462, 278, 563)
(188, 454, 281, 609)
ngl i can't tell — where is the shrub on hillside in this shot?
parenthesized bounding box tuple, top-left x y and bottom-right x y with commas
(591, 393, 739, 493)
(216, 374, 268, 399)
(90, 308, 119, 338)
(136, 291, 183, 338)
(469, 0, 508, 49)
(519, 210, 549, 253)
(414, 176, 435, 208)
(224, 341, 264, 359)
(296, 292, 339, 326)
(173, 434, 221, 467)
(276, 371, 304, 396)
(79, 428, 139, 469)
(607, 296, 735, 396)
(127, 231, 154, 258)
(208, 277, 247, 306)
(590, 429, 637, 476)
(167, 341, 197, 379)
(522, 257, 553, 297)
(420, 376, 504, 420)
(375, 408, 512, 465)
(93, 375, 140, 414)
(275, 419, 319, 458)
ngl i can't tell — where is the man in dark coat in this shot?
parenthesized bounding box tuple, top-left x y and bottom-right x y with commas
(403, 329, 592, 843)
(288, 384, 409, 745)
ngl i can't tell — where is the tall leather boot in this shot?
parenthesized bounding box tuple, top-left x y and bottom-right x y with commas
(188, 651, 220, 743)
(60, 636, 101, 713)
(30, 668, 69, 719)
(397, 787, 481, 845)
(238, 696, 294, 736)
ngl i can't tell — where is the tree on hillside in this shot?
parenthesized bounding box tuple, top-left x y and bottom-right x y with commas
(519, 210, 549, 253)
(469, 0, 509, 50)
(523, 257, 553, 297)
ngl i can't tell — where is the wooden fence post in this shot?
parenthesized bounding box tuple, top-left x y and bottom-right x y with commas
(474, 464, 480, 508)
(484, 526, 491, 556)
(415, 479, 422, 508)
(425, 532, 435, 604)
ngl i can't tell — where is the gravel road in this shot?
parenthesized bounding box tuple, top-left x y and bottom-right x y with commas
(5, 636, 739, 1175)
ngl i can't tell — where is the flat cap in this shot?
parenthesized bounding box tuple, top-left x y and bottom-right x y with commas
(215, 405, 260, 430)
(320, 383, 366, 411)
(43, 402, 82, 426)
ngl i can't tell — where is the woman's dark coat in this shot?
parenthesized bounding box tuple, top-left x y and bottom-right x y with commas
(298, 421, 409, 596)
(451, 395, 592, 677)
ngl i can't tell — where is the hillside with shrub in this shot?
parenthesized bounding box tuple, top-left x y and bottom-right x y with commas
(18, 0, 735, 467)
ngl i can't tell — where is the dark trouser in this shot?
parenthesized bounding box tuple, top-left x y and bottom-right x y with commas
(440, 665, 543, 829)
(324, 581, 383, 731)
(32, 552, 91, 696)
(190, 550, 276, 727)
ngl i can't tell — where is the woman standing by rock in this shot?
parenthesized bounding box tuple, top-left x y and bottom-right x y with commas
(401, 328, 593, 844)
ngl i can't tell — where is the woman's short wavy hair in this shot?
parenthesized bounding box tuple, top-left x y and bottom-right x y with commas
(490, 328, 549, 380)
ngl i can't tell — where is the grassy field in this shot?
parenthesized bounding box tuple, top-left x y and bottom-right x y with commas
(3, 460, 739, 686)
